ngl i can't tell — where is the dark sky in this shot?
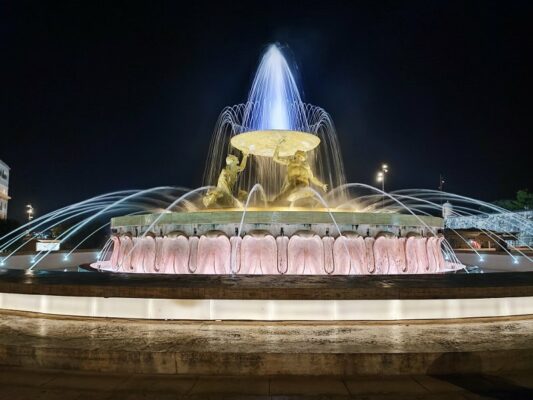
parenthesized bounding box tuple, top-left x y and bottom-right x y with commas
(2, 1, 532, 221)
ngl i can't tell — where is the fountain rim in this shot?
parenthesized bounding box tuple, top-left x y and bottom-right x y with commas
(111, 210, 443, 229)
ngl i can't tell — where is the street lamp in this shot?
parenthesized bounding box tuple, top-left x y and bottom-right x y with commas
(26, 204, 34, 221)
(438, 174, 445, 192)
(439, 174, 445, 205)
(376, 164, 389, 208)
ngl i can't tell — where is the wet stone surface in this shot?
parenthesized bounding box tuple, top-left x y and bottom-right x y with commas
(0, 310, 532, 375)
(1, 269, 533, 299)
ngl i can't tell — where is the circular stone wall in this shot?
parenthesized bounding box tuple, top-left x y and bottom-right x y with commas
(111, 210, 443, 238)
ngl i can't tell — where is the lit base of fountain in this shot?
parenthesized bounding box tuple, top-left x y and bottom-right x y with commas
(91, 210, 463, 274)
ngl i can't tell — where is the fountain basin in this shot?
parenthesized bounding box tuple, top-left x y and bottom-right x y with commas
(91, 210, 459, 275)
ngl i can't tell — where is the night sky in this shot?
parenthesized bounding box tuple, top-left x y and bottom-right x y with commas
(2, 1, 532, 221)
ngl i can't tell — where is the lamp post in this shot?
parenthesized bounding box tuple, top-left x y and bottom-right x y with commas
(438, 174, 445, 192)
(439, 174, 445, 205)
(376, 164, 389, 209)
(26, 204, 34, 221)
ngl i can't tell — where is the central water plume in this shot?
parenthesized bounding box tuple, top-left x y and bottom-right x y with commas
(242, 44, 309, 132)
(203, 44, 347, 203)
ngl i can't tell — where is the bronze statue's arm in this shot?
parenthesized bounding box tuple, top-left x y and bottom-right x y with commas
(238, 152, 248, 172)
(273, 142, 289, 166)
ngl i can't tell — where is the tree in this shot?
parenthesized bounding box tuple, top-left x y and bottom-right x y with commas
(50, 223, 67, 239)
(493, 189, 533, 211)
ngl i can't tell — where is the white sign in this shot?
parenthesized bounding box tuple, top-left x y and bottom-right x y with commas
(36, 241, 60, 251)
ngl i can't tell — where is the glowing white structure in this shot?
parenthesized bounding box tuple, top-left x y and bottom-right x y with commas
(0, 159, 10, 220)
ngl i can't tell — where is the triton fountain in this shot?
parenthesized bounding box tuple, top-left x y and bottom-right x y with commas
(86, 44, 459, 275)
(1, 44, 531, 276)
(1, 43, 533, 328)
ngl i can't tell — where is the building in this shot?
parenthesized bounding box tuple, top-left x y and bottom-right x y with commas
(0, 159, 10, 220)
(446, 210, 533, 249)
(444, 228, 515, 251)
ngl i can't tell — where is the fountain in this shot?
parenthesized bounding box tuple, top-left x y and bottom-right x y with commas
(1, 44, 531, 275)
(0, 43, 532, 328)
(83, 44, 460, 275)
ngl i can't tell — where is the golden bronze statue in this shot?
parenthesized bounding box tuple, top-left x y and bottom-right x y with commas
(273, 140, 327, 204)
(203, 152, 249, 208)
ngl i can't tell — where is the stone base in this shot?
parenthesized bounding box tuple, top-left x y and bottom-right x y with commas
(101, 210, 452, 275)
(1, 310, 532, 376)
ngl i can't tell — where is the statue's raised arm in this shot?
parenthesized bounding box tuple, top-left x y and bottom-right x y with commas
(273, 139, 290, 166)
(237, 151, 248, 172)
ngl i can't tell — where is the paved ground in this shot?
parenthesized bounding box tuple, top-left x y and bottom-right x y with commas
(1, 311, 533, 375)
(0, 366, 532, 399)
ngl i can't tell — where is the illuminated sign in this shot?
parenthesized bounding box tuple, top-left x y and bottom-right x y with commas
(36, 241, 60, 251)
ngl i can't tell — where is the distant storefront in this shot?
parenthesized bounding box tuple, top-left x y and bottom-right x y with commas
(446, 210, 533, 249)
(444, 228, 515, 251)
